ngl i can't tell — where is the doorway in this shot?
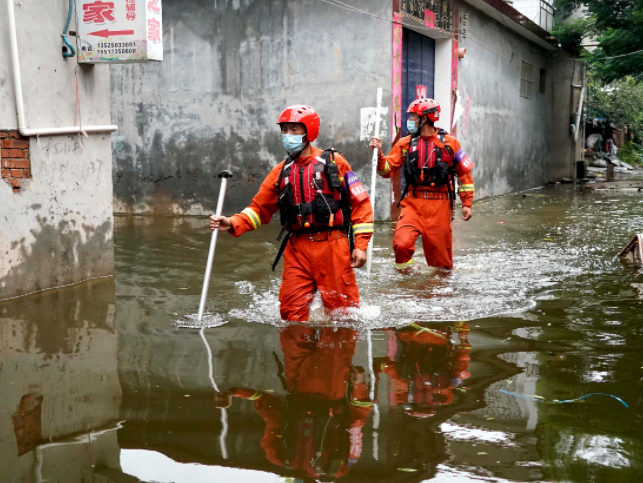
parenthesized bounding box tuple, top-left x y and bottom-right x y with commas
(402, 28, 436, 136)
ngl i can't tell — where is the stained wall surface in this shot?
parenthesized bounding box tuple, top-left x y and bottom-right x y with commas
(111, 0, 580, 221)
(110, 0, 393, 219)
(457, 3, 552, 199)
(0, 0, 115, 300)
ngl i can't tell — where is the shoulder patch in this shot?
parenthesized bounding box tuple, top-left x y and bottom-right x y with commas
(443, 134, 457, 143)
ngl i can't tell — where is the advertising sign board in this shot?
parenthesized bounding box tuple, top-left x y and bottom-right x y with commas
(76, 0, 163, 63)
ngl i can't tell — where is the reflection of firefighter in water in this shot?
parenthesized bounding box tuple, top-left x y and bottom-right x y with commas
(373, 322, 471, 418)
(215, 326, 372, 481)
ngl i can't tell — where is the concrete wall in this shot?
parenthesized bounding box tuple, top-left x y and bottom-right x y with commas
(0, 0, 115, 300)
(111, 0, 579, 220)
(457, 2, 556, 198)
(110, 0, 393, 220)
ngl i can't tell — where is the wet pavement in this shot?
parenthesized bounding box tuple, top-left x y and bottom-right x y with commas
(2, 184, 643, 482)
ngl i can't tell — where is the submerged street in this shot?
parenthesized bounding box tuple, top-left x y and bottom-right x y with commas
(2, 184, 643, 482)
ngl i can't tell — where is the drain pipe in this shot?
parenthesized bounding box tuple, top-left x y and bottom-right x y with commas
(572, 67, 585, 144)
(6, 0, 117, 137)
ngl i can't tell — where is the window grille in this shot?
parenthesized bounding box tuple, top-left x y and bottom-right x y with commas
(521, 62, 534, 99)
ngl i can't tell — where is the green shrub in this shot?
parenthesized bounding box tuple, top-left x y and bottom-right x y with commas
(618, 142, 643, 167)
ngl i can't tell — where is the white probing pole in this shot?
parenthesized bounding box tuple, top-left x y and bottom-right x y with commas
(366, 88, 383, 279)
(197, 170, 233, 321)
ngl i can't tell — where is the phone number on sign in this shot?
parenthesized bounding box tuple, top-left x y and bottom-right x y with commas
(93, 41, 137, 55)
(96, 48, 138, 54)
(97, 41, 136, 48)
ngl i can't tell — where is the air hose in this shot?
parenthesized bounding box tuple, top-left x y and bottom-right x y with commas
(62, 0, 76, 58)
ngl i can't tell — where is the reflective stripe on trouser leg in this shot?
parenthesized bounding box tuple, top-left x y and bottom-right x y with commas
(393, 195, 453, 269)
(395, 258, 415, 270)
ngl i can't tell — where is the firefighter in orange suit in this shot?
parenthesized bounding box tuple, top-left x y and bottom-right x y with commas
(214, 326, 372, 479)
(211, 105, 374, 322)
(369, 98, 474, 270)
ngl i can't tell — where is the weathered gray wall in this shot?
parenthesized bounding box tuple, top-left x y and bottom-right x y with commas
(110, 0, 392, 219)
(457, 3, 556, 198)
(0, 0, 114, 300)
(110, 0, 579, 219)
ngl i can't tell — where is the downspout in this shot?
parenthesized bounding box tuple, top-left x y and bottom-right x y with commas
(572, 83, 585, 144)
(6, 0, 117, 137)
(570, 61, 585, 182)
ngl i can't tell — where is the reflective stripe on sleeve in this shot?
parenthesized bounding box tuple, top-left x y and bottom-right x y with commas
(377, 161, 390, 176)
(353, 223, 374, 235)
(395, 258, 415, 270)
(460, 184, 475, 192)
(248, 391, 263, 401)
(349, 399, 373, 407)
(242, 208, 262, 230)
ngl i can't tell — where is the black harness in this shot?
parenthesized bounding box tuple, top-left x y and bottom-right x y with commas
(272, 149, 354, 271)
(399, 129, 457, 213)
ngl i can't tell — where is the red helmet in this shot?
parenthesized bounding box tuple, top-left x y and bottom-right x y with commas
(407, 98, 441, 122)
(277, 105, 321, 142)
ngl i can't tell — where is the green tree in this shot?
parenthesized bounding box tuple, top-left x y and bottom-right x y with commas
(586, 73, 643, 144)
(554, 0, 643, 82)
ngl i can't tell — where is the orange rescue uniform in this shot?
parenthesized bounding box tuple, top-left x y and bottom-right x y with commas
(377, 134, 474, 269)
(229, 147, 374, 321)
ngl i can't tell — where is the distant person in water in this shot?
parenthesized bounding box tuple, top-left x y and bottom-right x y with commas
(369, 98, 474, 272)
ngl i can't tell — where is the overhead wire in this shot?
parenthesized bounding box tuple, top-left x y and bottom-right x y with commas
(590, 48, 643, 60)
(315, 0, 458, 35)
(315, 0, 529, 63)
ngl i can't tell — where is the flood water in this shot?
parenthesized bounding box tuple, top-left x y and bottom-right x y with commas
(2, 184, 643, 482)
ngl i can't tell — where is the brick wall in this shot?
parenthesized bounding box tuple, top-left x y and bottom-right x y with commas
(1, 131, 31, 193)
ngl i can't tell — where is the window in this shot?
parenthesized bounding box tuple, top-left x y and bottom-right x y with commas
(520, 62, 534, 99)
(540, 69, 547, 94)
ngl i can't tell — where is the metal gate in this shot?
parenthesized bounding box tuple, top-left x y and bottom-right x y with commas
(402, 28, 435, 135)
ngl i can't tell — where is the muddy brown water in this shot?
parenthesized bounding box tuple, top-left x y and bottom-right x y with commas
(2, 184, 642, 482)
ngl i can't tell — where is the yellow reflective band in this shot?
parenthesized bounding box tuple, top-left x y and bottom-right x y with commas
(248, 391, 263, 400)
(395, 259, 415, 270)
(377, 162, 390, 176)
(350, 400, 373, 407)
(402, 149, 408, 156)
(460, 184, 475, 192)
(242, 208, 262, 230)
(408, 323, 448, 339)
(353, 223, 374, 234)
